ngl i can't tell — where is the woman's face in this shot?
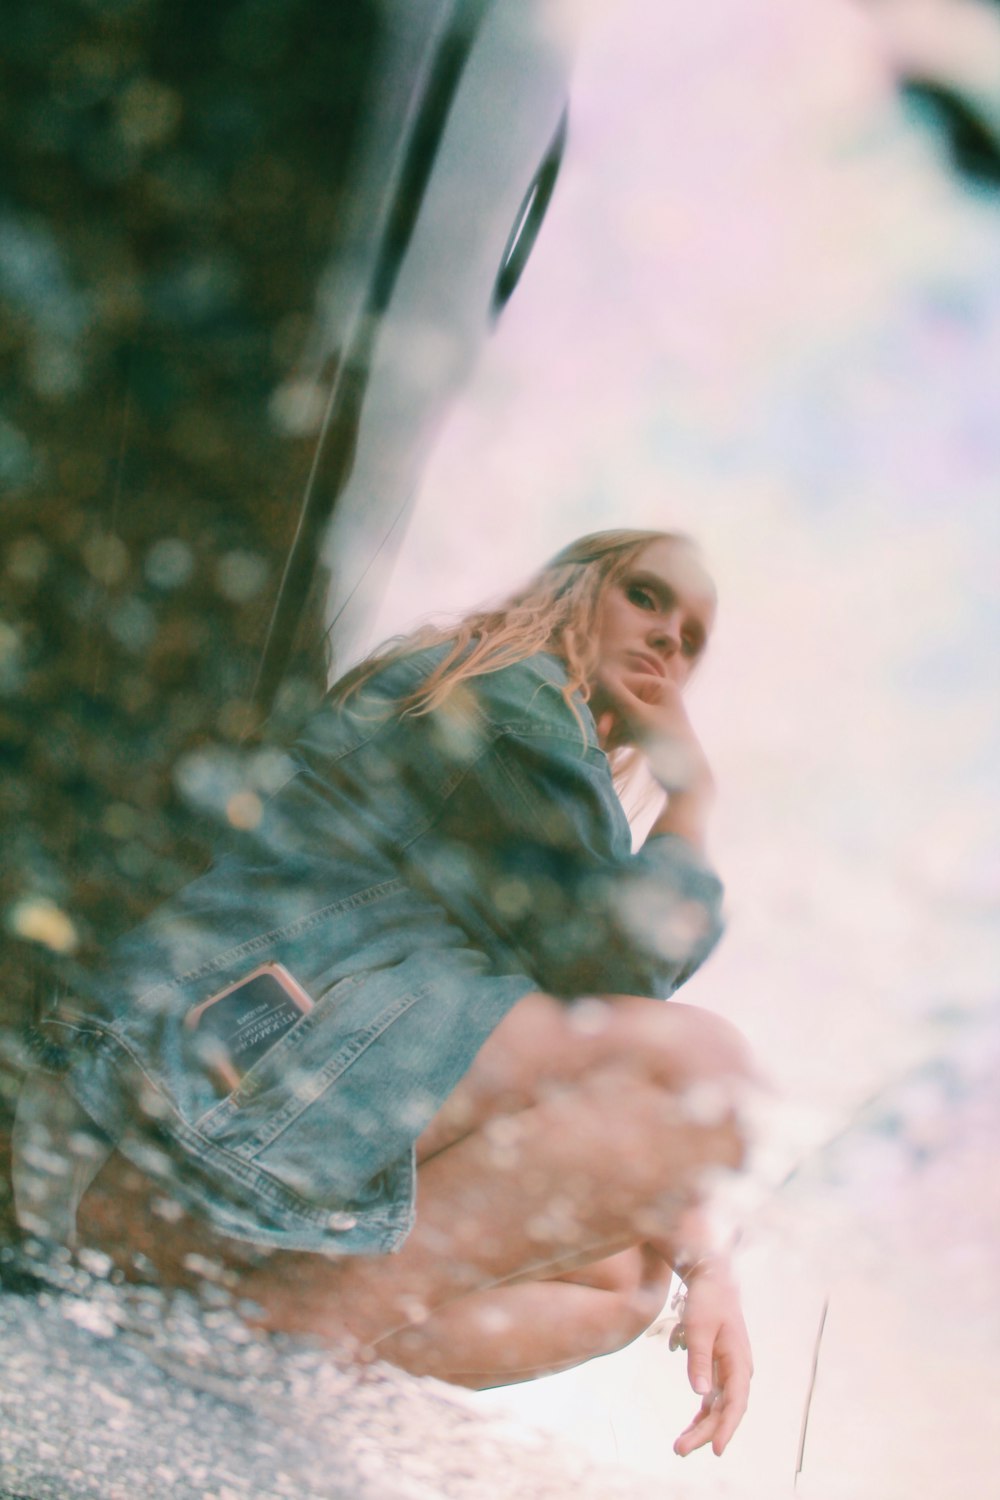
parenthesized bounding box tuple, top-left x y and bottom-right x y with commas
(590, 538, 717, 693)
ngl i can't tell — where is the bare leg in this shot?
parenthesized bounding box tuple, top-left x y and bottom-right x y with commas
(377, 1245, 674, 1388)
(236, 993, 749, 1351)
(74, 989, 750, 1389)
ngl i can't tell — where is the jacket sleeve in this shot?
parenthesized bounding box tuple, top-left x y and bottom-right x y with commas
(418, 678, 726, 1002)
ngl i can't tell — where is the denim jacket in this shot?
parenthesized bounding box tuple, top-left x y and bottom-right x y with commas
(47, 650, 724, 1255)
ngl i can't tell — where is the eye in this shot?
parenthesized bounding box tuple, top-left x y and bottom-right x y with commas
(681, 631, 704, 659)
(626, 583, 656, 610)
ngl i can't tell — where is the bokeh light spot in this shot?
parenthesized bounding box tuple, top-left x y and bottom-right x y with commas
(226, 790, 262, 830)
(8, 897, 79, 954)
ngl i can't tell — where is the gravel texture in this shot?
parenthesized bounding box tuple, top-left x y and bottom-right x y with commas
(0, 1272, 670, 1500)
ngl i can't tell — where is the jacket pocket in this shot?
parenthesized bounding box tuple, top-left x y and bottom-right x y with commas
(190, 967, 427, 1210)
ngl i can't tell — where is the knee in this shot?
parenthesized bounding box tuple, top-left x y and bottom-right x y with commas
(560, 1062, 747, 1198)
(584, 997, 755, 1105)
(565, 1245, 674, 1306)
(605, 1260, 673, 1347)
(555, 1253, 669, 1353)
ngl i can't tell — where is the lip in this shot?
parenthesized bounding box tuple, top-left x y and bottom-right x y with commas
(628, 651, 666, 678)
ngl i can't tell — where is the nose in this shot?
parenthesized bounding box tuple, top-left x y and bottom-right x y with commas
(649, 611, 682, 656)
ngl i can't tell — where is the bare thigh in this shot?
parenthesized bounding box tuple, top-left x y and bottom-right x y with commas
(76, 987, 748, 1356)
(416, 988, 748, 1162)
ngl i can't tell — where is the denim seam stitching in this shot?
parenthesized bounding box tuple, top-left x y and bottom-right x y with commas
(132, 877, 408, 1005)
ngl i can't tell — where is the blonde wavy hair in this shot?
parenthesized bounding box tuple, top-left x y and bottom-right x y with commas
(334, 528, 702, 731)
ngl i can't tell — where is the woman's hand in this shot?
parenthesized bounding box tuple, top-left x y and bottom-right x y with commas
(671, 1263, 753, 1458)
(592, 668, 715, 851)
(592, 666, 713, 795)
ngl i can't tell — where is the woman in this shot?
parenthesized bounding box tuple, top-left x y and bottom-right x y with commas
(16, 528, 754, 1458)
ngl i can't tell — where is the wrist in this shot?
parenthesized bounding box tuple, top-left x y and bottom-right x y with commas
(649, 789, 711, 852)
(674, 1251, 730, 1285)
(646, 738, 714, 799)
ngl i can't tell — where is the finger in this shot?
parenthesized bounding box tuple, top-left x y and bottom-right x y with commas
(710, 1367, 752, 1455)
(674, 1347, 752, 1457)
(672, 1395, 721, 1457)
(691, 1352, 751, 1457)
(598, 668, 665, 713)
(686, 1329, 715, 1397)
(617, 669, 661, 701)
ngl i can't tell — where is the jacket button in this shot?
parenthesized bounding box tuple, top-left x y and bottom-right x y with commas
(326, 1211, 357, 1231)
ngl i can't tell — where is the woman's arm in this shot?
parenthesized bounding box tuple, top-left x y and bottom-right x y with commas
(648, 781, 713, 860)
(592, 672, 750, 1452)
(395, 654, 724, 1002)
(592, 667, 716, 856)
